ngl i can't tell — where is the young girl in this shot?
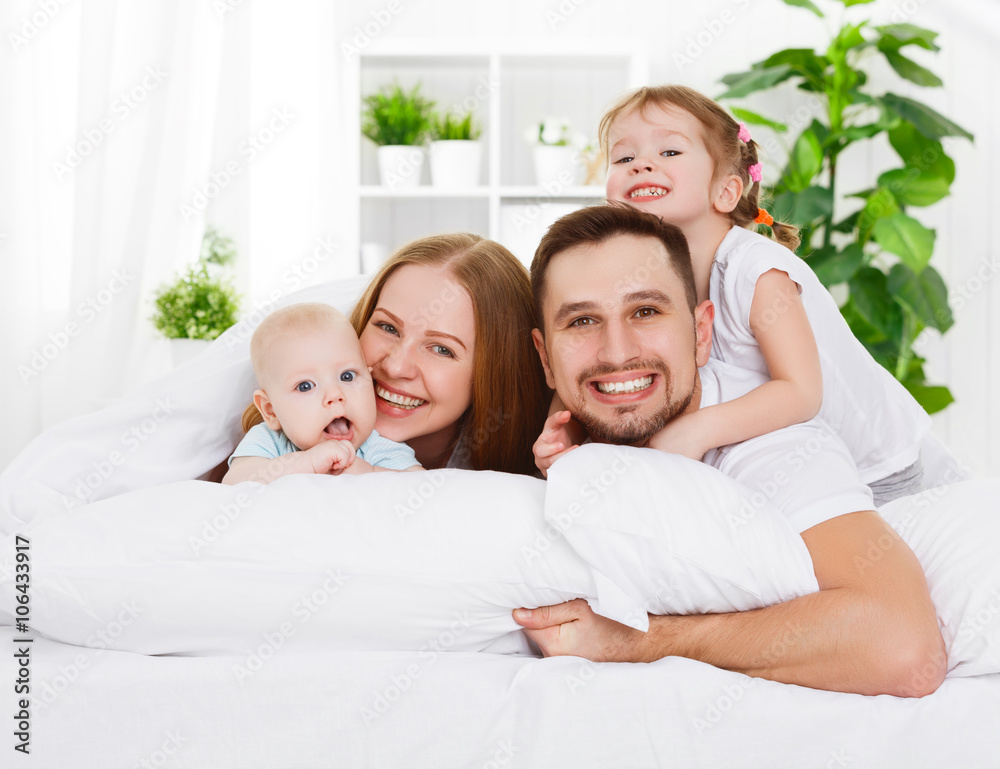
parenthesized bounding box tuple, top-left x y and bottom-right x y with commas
(539, 84, 929, 506)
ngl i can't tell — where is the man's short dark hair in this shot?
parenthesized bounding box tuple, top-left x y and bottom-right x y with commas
(530, 203, 697, 331)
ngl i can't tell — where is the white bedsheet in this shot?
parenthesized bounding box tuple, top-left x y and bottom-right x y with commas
(2, 627, 997, 768)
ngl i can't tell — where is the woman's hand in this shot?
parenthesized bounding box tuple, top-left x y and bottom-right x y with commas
(533, 410, 582, 477)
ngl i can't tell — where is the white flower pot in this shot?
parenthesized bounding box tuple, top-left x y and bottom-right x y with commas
(377, 145, 425, 189)
(533, 145, 583, 188)
(170, 338, 212, 368)
(429, 140, 483, 188)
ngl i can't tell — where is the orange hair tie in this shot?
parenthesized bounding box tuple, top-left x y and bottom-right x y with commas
(755, 208, 774, 227)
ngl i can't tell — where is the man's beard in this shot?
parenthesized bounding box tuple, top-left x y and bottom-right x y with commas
(572, 360, 695, 446)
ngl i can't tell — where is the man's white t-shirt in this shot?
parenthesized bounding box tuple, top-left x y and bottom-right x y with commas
(709, 225, 930, 484)
(699, 359, 875, 534)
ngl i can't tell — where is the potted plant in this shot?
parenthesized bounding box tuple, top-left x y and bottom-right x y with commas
(151, 227, 241, 366)
(428, 109, 483, 188)
(717, 0, 973, 414)
(523, 117, 587, 187)
(361, 82, 435, 189)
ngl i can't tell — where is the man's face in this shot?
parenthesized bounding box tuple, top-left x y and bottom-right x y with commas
(532, 234, 713, 445)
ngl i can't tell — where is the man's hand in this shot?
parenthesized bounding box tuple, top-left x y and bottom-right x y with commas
(645, 411, 711, 461)
(512, 599, 646, 662)
(304, 439, 356, 475)
(533, 410, 583, 478)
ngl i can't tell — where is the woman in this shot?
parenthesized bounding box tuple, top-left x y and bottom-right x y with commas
(350, 233, 549, 474)
(238, 233, 549, 475)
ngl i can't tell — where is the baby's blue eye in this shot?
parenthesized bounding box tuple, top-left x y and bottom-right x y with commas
(340, 371, 356, 382)
(296, 381, 314, 392)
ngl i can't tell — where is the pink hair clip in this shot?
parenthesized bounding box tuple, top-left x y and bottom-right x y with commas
(748, 162, 763, 183)
(737, 122, 752, 143)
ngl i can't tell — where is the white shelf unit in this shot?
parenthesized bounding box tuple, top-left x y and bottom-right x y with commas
(343, 42, 648, 270)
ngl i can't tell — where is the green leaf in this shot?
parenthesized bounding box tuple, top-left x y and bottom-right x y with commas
(761, 49, 829, 91)
(771, 186, 834, 226)
(857, 187, 900, 243)
(830, 21, 868, 53)
(729, 106, 788, 132)
(718, 65, 796, 99)
(784, 129, 824, 192)
(825, 122, 882, 151)
(880, 93, 974, 141)
(878, 167, 951, 207)
(849, 267, 904, 341)
(839, 0, 877, 6)
(874, 24, 940, 52)
(804, 243, 866, 285)
(781, 0, 824, 16)
(887, 123, 955, 183)
(887, 263, 953, 332)
(902, 382, 954, 414)
(872, 213, 936, 273)
(882, 50, 943, 87)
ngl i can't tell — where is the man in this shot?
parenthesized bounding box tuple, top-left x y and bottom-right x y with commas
(514, 203, 945, 697)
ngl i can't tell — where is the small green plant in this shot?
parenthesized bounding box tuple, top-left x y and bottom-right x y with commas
(718, 0, 973, 414)
(361, 82, 435, 146)
(430, 109, 481, 141)
(151, 228, 240, 341)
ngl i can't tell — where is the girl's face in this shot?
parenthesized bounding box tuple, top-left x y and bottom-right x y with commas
(605, 104, 736, 227)
(359, 264, 476, 458)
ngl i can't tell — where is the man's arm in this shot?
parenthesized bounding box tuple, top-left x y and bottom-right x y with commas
(514, 509, 946, 697)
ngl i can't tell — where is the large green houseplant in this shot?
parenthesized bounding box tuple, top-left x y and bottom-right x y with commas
(718, 0, 973, 414)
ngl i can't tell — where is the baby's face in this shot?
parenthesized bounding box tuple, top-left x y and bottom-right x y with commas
(258, 320, 377, 452)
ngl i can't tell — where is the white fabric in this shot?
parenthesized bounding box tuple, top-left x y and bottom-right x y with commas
(700, 358, 876, 533)
(709, 225, 932, 484)
(880, 479, 1000, 677)
(545, 444, 819, 628)
(2, 627, 998, 769)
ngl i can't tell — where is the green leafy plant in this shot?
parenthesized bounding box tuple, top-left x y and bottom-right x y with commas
(151, 228, 240, 341)
(361, 82, 435, 146)
(718, 0, 973, 414)
(429, 109, 481, 141)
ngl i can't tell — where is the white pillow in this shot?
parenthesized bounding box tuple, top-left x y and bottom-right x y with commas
(879, 479, 1000, 677)
(545, 444, 821, 630)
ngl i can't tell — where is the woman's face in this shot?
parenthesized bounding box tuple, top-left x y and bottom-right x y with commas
(359, 263, 476, 452)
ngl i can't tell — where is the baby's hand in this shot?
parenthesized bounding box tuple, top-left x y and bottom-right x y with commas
(304, 439, 357, 475)
(534, 410, 581, 478)
(646, 413, 710, 461)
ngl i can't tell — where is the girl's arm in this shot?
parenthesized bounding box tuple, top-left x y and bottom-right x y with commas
(534, 392, 588, 477)
(648, 269, 823, 460)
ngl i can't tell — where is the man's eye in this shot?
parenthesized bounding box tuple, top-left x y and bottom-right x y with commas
(296, 381, 315, 392)
(432, 344, 454, 358)
(636, 307, 657, 318)
(340, 371, 356, 382)
(375, 321, 398, 335)
(569, 317, 594, 327)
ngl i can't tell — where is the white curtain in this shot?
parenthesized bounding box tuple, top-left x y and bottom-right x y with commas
(0, 0, 224, 470)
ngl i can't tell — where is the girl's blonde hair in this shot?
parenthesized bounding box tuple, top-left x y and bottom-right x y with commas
(349, 233, 550, 476)
(599, 84, 800, 252)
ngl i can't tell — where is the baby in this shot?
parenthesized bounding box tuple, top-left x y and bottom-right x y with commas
(222, 302, 421, 484)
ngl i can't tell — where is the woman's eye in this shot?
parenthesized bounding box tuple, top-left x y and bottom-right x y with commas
(295, 381, 315, 392)
(375, 321, 398, 335)
(432, 344, 454, 358)
(340, 371, 356, 382)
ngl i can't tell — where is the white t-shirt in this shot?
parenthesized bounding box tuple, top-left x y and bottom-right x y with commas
(709, 225, 930, 484)
(699, 359, 875, 534)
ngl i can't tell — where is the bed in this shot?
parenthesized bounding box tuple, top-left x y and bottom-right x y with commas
(2, 275, 999, 768)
